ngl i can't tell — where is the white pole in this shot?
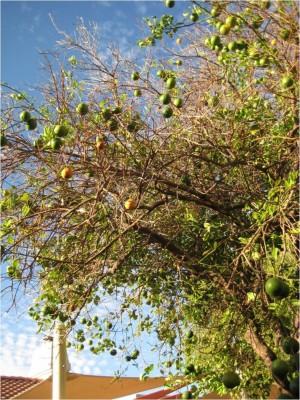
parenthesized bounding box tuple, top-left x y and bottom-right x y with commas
(52, 324, 67, 400)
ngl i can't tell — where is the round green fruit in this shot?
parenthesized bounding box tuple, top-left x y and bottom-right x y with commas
(190, 13, 198, 22)
(210, 35, 221, 47)
(222, 371, 240, 389)
(25, 119, 37, 130)
(162, 106, 173, 118)
(282, 337, 299, 354)
(271, 359, 289, 379)
(110, 349, 117, 356)
(166, 0, 175, 7)
(225, 16, 237, 28)
(112, 106, 122, 114)
(181, 390, 192, 399)
(289, 376, 299, 397)
(131, 71, 140, 81)
(290, 354, 299, 371)
(211, 7, 221, 18)
(102, 107, 112, 120)
(20, 111, 31, 122)
(131, 350, 140, 359)
(80, 317, 87, 324)
(173, 97, 183, 108)
(259, 58, 268, 67)
(77, 344, 84, 351)
(228, 41, 237, 51)
(76, 103, 89, 115)
(175, 59, 182, 66)
(157, 69, 167, 79)
(134, 88, 142, 97)
(108, 119, 119, 131)
(186, 330, 194, 339)
(50, 137, 63, 150)
(216, 21, 223, 30)
(0, 135, 9, 147)
(125, 355, 131, 362)
(166, 77, 176, 89)
(160, 93, 171, 105)
(219, 24, 231, 35)
(282, 76, 294, 89)
(280, 29, 291, 40)
(265, 277, 289, 299)
(54, 125, 68, 137)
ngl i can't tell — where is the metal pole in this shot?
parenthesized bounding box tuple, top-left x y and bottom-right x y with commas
(52, 324, 67, 400)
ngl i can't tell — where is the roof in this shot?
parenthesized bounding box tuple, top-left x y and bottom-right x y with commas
(1, 376, 42, 399)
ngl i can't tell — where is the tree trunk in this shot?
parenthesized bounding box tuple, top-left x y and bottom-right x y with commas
(244, 324, 277, 368)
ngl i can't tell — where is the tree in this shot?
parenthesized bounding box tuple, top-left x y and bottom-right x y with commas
(1, 1, 299, 398)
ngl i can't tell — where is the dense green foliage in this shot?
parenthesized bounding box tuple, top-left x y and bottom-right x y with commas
(1, 1, 299, 398)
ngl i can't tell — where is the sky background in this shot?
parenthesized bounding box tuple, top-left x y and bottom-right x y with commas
(1, 0, 188, 386)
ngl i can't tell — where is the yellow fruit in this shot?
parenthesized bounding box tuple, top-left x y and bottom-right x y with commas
(61, 167, 73, 179)
(124, 199, 137, 210)
(176, 38, 182, 45)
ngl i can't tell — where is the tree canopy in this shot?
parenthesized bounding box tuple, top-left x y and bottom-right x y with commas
(1, 1, 299, 398)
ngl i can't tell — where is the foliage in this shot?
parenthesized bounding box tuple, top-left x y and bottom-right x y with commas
(1, 1, 299, 398)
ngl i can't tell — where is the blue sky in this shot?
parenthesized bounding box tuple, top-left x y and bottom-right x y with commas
(1, 0, 187, 383)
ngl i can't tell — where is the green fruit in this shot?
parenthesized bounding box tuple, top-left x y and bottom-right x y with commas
(237, 39, 248, 50)
(216, 21, 223, 30)
(134, 88, 142, 97)
(290, 354, 299, 371)
(205, 37, 211, 46)
(160, 93, 171, 105)
(262, 0, 271, 9)
(282, 76, 294, 88)
(157, 69, 167, 79)
(265, 277, 289, 299)
(210, 35, 221, 47)
(175, 59, 182, 66)
(77, 344, 84, 351)
(110, 349, 117, 356)
(214, 44, 223, 51)
(0, 135, 9, 147)
(50, 137, 63, 150)
(181, 390, 192, 399)
(259, 58, 268, 67)
(280, 29, 291, 40)
(186, 330, 194, 339)
(92, 316, 99, 323)
(190, 13, 198, 22)
(25, 119, 37, 130)
(108, 119, 119, 131)
(222, 371, 241, 389)
(105, 321, 113, 329)
(219, 24, 231, 35)
(166, 0, 175, 7)
(131, 71, 140, 81)
(173, 98, 183, 108)
(127, 121, 139, 132)
(166, 77, 176, 89)
(76, 103, 89, 115)
(112, 106, 122, 114)
(282, 337, 299, 354)
(228, 41, 237, 51)
(20, 111, 31, 122)
(54, 125, 68, 137)
(211, 7, 221, 17)
(289, 376, 299, 397)
(131, 350, 140, 359)
(125, 355, 131, 362)
(102, 107, 112, 120)
(80, 317, 87, 324)
(162, 106, 173, 118)
(225, 16, 237, 28)
(271, 359, 289, 379)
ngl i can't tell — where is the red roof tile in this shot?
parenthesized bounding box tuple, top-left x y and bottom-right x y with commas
(1, 376, 42, 399)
